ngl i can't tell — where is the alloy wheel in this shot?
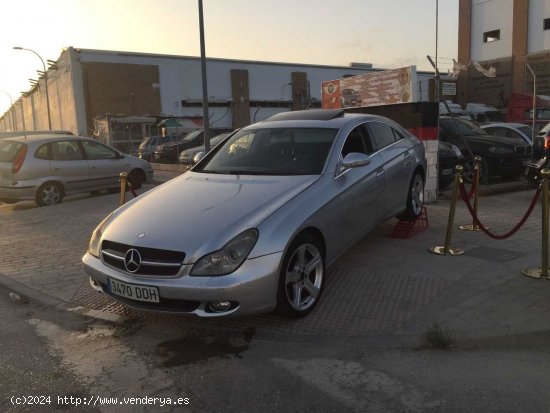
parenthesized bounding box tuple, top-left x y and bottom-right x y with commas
(40, 184, 61, 205)
(284, 243, 323, 312)
(410, 174, 424, 216)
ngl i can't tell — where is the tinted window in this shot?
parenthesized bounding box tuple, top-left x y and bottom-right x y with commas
(0, 141, 24, 162)
(368, 121, 396, 150)
(51, 141, 83, 161)
(440, 118, 486, 136)
(35, 143, 50, 160)
(82, 140, 117, 160)
(197, 128, 337, 175)
(342, 125, 368, 157)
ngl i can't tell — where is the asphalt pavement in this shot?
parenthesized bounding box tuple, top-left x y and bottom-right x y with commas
(1, 171, 550, 347)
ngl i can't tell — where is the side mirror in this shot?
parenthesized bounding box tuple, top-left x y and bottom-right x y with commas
(341, 152, 371, 169)
(193, 151, 205, 165)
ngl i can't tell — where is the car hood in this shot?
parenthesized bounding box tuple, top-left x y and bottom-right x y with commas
(101, 172, 319, 263)
(461, 134, 526, 147)
(155, 141, 187, 151)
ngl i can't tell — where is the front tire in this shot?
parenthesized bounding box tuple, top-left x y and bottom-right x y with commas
(463, 158, 488, 184)
(36, 182, 64, 206)
(276, 234, 325, 318)
(399, 172, 424, 222)
(127, 169, 144, 190)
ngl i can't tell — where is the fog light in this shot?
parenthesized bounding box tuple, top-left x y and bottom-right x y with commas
(208, 301, 233, 313)
(89, 277, 102, 292)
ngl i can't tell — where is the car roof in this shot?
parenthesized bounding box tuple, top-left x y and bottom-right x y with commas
(481, 122, 530, 129)
(0, 130, 74, 139)
(3, 134, 91, 144)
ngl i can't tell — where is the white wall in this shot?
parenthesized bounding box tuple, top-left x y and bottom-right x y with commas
(528, 0, 550, 52)
(77, 50, 433, 118)
(470, 0, 514, 61)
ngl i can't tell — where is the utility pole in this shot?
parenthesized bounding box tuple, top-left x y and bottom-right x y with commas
(198, 0, 211, 153)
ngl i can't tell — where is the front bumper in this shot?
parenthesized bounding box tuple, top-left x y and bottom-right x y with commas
(82, 251, 283, 317)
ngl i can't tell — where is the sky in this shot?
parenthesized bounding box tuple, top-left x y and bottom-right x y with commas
(0, 0, 458, 115)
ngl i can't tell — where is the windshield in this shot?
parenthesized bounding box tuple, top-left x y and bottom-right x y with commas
(517, 126, 534, 139)
(182, 130, 203, 142)
(139, 137, 153, 148)
(195, 127, 338, 175)
(441, 118, 487, 136)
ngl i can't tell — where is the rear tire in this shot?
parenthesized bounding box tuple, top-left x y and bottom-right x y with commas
(36, 182, 64, 207)
(398, 172, 424, 222)
(276, 234, 325, 318)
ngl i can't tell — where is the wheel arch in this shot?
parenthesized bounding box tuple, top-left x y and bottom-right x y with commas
(128, 168, 146, 182)
(38, 180, 66, 197)
(286, 226, 327, 260)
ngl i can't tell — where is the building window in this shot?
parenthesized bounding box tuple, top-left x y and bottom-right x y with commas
(544, 18, 550, 30)
(483, 30, 500, 43)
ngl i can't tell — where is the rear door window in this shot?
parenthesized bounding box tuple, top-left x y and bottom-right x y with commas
(367, 121, 397, 150)
(51, 141, 83, 161)
(35, 143, 50, 160)
(0, 141, 25, 162)
(81, 140, 118, 160)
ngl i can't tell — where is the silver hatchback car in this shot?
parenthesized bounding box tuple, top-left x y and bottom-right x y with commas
(0, 135, 153, 206)
(83, 109, 426, 318)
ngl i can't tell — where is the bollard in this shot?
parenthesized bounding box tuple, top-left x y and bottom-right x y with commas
(459, 156, 489, 232)
(119, 172, 128, 206)
(430, 165, 465, 256)
(522, 168, 550, 279)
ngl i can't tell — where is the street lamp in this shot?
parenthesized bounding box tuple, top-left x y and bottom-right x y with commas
(13, 46, 51, 129)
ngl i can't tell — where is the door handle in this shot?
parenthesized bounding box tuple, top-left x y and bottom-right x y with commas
(54, 167, 60, 171)
(376, 168, 385, 177)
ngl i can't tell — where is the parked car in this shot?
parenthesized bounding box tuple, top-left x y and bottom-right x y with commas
(178, 132, 232, 165)
(439, 116, 532, 183)
(532, 121, 550, 156)
(480, 122, 534, 145)
(0, 135, 153, 206)
(524, 122, 550, 186)
(153, 128, 230, 164)
(138, 135, 181, 161)
(438, 141, 464, 189)
(83, 109, 426, 318)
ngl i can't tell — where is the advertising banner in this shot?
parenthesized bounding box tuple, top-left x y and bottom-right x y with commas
(321, 66, 417, 109)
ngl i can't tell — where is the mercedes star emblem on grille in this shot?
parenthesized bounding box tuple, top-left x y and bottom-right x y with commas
(124, 249, 142, 273)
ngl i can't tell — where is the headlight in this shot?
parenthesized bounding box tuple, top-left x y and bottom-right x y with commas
(488, 146, 513, 154)
(190, 229, 258, 276)
(88, 213, 113, 258)
(450, 144, 463, 158)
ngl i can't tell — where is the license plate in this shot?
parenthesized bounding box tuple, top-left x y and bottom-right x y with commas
(108, 278, 159, 303)
(442, 168, 453, 175)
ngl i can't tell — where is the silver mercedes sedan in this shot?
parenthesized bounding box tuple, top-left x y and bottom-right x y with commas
(82, 109, 426, 318)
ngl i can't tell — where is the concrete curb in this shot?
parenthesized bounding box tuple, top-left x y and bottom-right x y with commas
(0, 272, 66, 308)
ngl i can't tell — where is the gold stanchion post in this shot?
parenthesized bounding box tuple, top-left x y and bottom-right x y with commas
(459, 156, 489, 231)
(430, 165, 465, 255)
(523, 168, 550, 279)
(119, 172, 128, 206)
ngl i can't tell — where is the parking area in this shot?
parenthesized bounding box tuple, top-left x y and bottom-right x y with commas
(1, 177, 550, 342)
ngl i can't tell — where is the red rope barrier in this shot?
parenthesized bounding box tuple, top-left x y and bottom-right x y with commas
(460, 166, 478, 201)
(458, 182, 541, 240)
(127, 182, 138, 198)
